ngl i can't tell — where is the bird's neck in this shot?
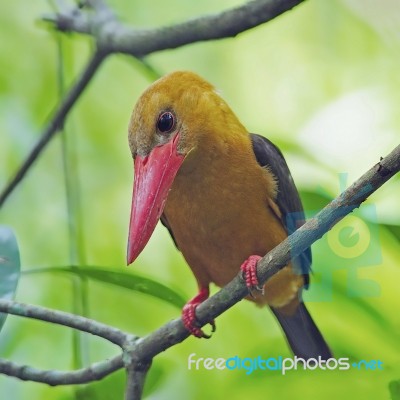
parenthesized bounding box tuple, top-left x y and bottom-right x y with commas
(179, 126, 252, 178)
(167, 126, 264, 215)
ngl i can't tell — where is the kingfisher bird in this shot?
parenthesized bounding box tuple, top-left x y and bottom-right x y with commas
(126, 71, 331, 359)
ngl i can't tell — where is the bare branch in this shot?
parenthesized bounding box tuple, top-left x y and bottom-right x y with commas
(124, 339, 151, 400)
(0, 355, 123, 385)
(0, 299, 130, 346)
(0, 298, 131, 385)
(1, 0, 306, 208)
(0, 145, 398, 393)
(124, 361, 151, 400)
(3, 1, 398, 397)
(43, 0, 306, 56)
(0, 51, 105, 208)
(126, 144, 400, 362)
(82, 0, 110, 12)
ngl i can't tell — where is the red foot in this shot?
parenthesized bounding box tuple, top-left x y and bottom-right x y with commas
(182, 287, 216, 338)
(241, 255, 264, 295)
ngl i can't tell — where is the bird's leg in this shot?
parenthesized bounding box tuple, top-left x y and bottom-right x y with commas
(241, 255, 264, 296)
(182, 286, 216, 339)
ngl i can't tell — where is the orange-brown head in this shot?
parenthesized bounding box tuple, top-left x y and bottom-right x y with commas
(127, 71, 247, 264)
(128, 71, 246, 157)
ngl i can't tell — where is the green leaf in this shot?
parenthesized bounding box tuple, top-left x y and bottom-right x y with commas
(27, 266, 186, 309)
(0, 225, 21, 330)
(76, 267, 186, 308)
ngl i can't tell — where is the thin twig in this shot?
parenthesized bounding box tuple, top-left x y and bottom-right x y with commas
(44, 0, 306, 56)
(123, 337, 151, 400)
(0, 145, 398, 390)
(0, 51, 105, 208)
(124, 361, 151, 400)
(3, 1, 397, 397)
(0, 299, 130, 346)
(0, 355, 123, 385)
(127, 145, 400, 362)
(84, 0, 110, 12)
(1, 0, 305, 208)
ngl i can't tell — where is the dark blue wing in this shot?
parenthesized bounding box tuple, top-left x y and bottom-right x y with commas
(250, 133, 311, 283)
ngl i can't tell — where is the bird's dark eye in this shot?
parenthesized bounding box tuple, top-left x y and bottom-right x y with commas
(157, 112, 175, 134)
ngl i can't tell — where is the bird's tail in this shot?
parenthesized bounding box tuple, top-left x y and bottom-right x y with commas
(271, 302, 332, 360)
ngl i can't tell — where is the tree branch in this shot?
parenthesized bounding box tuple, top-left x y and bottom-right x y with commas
(0, 298, 132, 385)
(124, 338, 151, 400)
(43, 0, 306, 56)
(0, 355, 123, 385)
(82, 0, 110, 13)
(0, 146, 400, 392)
(0, 51, 105, 208)
(0, 145, 398, 393)
(0, 0, 306, 208)
(0, 299, 130, 346)
(123, 144, 400, 362)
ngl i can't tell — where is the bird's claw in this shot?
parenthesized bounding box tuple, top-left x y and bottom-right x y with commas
(182, 302, 216, 339)
(241, 255, 264, 297)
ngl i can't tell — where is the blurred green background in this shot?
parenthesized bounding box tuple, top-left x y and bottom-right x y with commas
(1, 0, 399, 399)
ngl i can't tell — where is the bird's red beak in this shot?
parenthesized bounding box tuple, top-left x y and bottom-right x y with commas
(127, 133, 184, 264)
